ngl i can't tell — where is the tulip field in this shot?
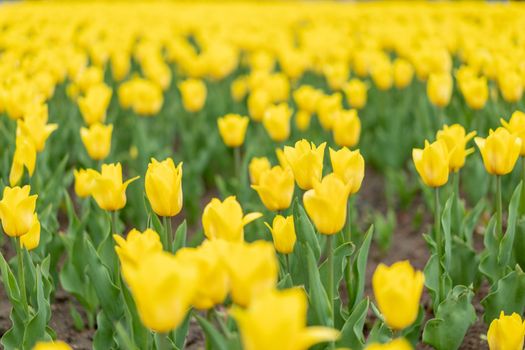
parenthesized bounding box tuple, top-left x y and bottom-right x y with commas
(3, 1, 525, 349)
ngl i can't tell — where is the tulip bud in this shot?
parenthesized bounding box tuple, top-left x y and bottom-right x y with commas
(303, 173, 351, 235)
(436, 124, 476, 172)
(178, 78, 206, 113)
(20, 214, 40, 250)
(248, 89, 271, 122)
(202, 196, 262, 242)
(344, 78, 368, 110)
(218, 114, 250, 147)
(77, 83, 112, 125)
(284, 139, 326, 190)
(487, 311, 525, 350)
(248, 157, 271, 185)
(475, 128, 521, 176)
(263, 103, 292, 142)
(73, 168, 97, 198)
(252, 166, 294, 211)
(332, 109, 361, 148)
(317, 93, 342, 131)
(371, 59, 394, 91)
(372, 260, 424, 330)
(329, 147, 365, 195)
(394, 58, 414, 90)
(501, 111, 525, 156)
(293, 85, 322, 115)
(295, 110, 312, 131)
(0, 185, 38, 237)
(461, 76, 488, 110)
(231, 76, 248, 102)
(265, 215, 296, 254)
(80, 123, 113, 161)
(427, 73, 452, 108)
(10, 133, 37, 186)
(145, 158, 183, 217)
(90, 163, 139, 211)
(412, 140, 450, 187)
(17, 110, 58, 152)
(365, 338, 413, 350)
(33, 340, 72, 350)
(499, 71, 523, 103)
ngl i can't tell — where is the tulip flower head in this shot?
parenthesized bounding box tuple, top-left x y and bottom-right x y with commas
(248, 157, 271, 185)
(475, 128, 521, 176)
(33, 341, 72, 350)
(372, 260, 424, 330)
(145, 158, 183, 217)
(17, 111, 58, 152)
(80, 123, 113, 161)
(317, 93, 342, 131)
(10, 133, 37, 186)
(179, 78, 207, 113)
(329, 147, 365, 195)
(344, 78, 368, 109)
(284, 139, 326, 190)
(436, 124, 476, 172)
(393, 58, 414, 90)
(218, 114, 250, 147)
(293, 85, 322, 115)
(0, 185, 38, 237)
(263, 103, 293, 142)
(487, 311, 525, 350)
(365, 338, 413, 350)
(77, 83, 112, 125)
(90, 163, 139, 211)
(332, 109, 361, 148)
(73, 168, 97, 198)
(252, 166, 295, 211)
(412, 139, 450, 187)
(264, 215, 296, 254)
(20, 214, 41, 250)
(427, 73, 452, 108)
(501, 110, 525, 156)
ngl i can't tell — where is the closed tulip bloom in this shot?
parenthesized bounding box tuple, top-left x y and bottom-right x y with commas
(393, 59, 414, 89)
(114, 228, 163, 283)
(126, 251, 198, 333)
(293, 85, 322, 114)
(475, 128, 521, 175)
(0, 185, 38, 237)
(332, 109, 361, 148)
(372, 260, 424, 330)
(90, 163, 139, 211)
(248, 157, 271, 185)
(145, 158, 183, 217)
(263, 103, 292, 142)
(365, 338, 413, 350)
(412, 140, 450, 187)
(33, 341, 72, 350)
(80, 123, 113, 161)
(17, 114, 58, 152)
(179, 78, 206, 113)
(231, 76, 248, 102)
(73, 168, 97, 198)
(176, 240, 229, 310)
(9, 133, 37, 186)
(232, 288, 339, 350)
(265, 215, 296, 254)
(111, 52, 131, 82)
(317, 93, 342, 131)
(284, 139, 326, 190)
(344, 79, 368, 110)
(20, 214, 40, 250)
(487, 312, 525, 350)
(329, 147, 365, 195)
(427, 73, 453, 108)
(202, 196, 262, 242)
(252, 166, 294, 211)
(501, 111, 525, 156)
(371, 60, 394, 91)
(248, 89, 271, 122)
(295, 110, 312, 131)
(77, 83, 112, 125)
(222, 240, 278, 306)
(461, 76, 488, 110)
(304, 173, 351, 235)
(499, 71, 523, 103)
(218, 114, 250, 147)
(436, 124, 476, 172)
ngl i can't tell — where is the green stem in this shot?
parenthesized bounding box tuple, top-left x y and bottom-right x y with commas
(434, 187, 444, 302)
(163, 216, 173, 252)
(496, 175, 503, 240)
(326, 235, 334, 325)
(155, 332, 170, 350)
(15, 237, 29, 315)
(234, 146, 241, 180)
(521, 157, 525, 215)
(285, 254, 291, 282)
(112, 210, 119, 235)
(344, 200, 353, 313)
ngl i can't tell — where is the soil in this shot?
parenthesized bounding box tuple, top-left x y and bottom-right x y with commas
(0, 168, 489, 349)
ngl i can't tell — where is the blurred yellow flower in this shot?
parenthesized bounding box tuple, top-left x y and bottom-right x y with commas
(284, 139, 326, 190)
(329, 147, 365, 195)
(179, 78, 207, 113)
(145, 158, 183, 217)
(0, 185, 38, 237)
(218, 114, 250, 147)
(80, 123, 113, 161)
(332, 109, 361, 148)
(501, 111, 525, 156)
(436, 124, 476, 172)
(263, 103, 293, 142)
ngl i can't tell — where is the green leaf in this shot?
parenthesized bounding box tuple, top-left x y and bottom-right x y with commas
(292, 199, 321, 261)
(479, 216, 499, 284)
(481, 267, 525, 323)
(277, 273, 293, 289)
(195, 314, 228, 350)
(513, 219, 525, 270)
(461, 199, 485, 245)
(336, 298, 369, 350)
(320, 242, 354, 304)
(305, 243, 332, 327)
(348, 226, 373, 311)
(441, 195, 453, 271)
(499, 183, 522, 268)
(173, 220, 187, 252)
(423, 285, 477, 350)
(449, 237, 479, 287)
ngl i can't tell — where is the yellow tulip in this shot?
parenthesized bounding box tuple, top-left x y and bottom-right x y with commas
(329, 147, 365, 195)
(436, 124, 476, 172)
(218, 114, 250, 147)
(487, 312, 525, 350)
(111, 52, 131, 82)
(248, 157, 271, 185)
(499, 71, 523, 103)
(20, 214, 40, 250)
(393, 59, 414, 90)
(371, 60, 394, 91)
(427, 73, 453, 108)
(90, 163, 139, 211)
(73, 168, 97, 198)
(231, 288, 339, 350)
(222, 240, 277, 306)
(9, 133, 37, 186)
(303, 173, 351, 235)
(501, 111, 525, 156)
(332, 109, 361, 148)
(80, 123, 113, 161)
(176, 240, 229, 310)
(126, 251, 198, 333)
(461, 76, 488, 110)
(179, 78, 206, 113)
(231, 76, 248, 102)
(295, 110, 312, 131)
(77, 83, 112, 125)
(276, 148, 290, 169)
(284, 139, 326, 190)
(202, 196, 262, 242)
(17, 112, 58, 153)
(248, 89, 271, 122)
(372, 260, 424, 330)
(365, 338, 413, 350)
(0, 185, 38, 237)
(412, 140, 450, 187)
(114, 228, 163, 283)
(263, 103, 292, 142)
(32, 341, 72, 350)
(475, 128, 522, 176)
(344, 79, 367, 110)
(145, 158, 183, 217)
(264, 215, 296, 254)
(252, 166, 294, 211)
(118, 77, 164, 116)
(293, 85, 322, 115)
(317, 93, 342, 131)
